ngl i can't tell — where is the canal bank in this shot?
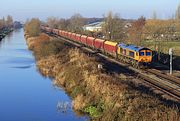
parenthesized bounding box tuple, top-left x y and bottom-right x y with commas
(0, 29, 86, 121)
(24, 31, 179, 121)
(0, 28, 13, 41)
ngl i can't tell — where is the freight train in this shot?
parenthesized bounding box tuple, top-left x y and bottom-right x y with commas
(41, 26, 152, 68)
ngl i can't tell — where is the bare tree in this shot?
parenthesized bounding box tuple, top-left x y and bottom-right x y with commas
(128, 16, 146, 45)
(174, 4, 180, 41)
(102, 11, 124, 41)
(6, 15, 13, 27)
(175, 4, 180, 20)
(0, 16, 12, 29)
(69, 13, 85, 33)
(58, 19, 70, 30)
(102, 11, 113, 40)
(47, 17, 60, 28)
(0, 19, 4, 29)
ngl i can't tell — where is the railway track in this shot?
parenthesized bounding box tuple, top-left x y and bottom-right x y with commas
(138, 70, 180, 102)
(49, 33, 180, 103)
(142, 68, 180, 102)
(147, 69, 180, 86)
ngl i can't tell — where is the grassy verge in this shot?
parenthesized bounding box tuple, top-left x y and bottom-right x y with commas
(24, 32, 180, 121)
(141, 41, 180, 55)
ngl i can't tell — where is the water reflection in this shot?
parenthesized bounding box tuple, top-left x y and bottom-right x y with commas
(57, 101, 72, 113)
(11, 65, 33, 69)
(0, 29, 86, 121)
(5, 31, 14, 41)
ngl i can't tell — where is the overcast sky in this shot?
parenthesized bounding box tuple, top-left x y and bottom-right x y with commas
(0, 0, 179, 21)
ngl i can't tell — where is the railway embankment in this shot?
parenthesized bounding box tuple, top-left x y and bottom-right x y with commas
(24, 32, 179, 121)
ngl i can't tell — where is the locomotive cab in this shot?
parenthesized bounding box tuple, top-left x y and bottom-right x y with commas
(138, 48, 152, 65)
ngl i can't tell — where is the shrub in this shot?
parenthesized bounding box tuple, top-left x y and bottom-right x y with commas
(84, 105, 102, 118)
(24, 18, 40, 37)
(34, 39, 66, 59)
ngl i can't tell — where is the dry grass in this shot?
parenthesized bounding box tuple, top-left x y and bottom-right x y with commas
(52, 48, 179, 121)
(26, 33, 50, 50)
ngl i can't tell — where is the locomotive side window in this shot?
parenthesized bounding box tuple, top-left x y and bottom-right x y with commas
(129, 51, 134, 58)
(139, 52, 144, 56)
(146, 52, 151, 56)
(123, 49, 126, 55)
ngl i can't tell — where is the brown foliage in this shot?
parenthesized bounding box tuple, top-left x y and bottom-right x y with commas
(27, 33, 50, 50)
(128, 16, 146, 45)
(0, 15, 13, 29)
(144, 19, 177, 40)
(24, 18, 41, 37)
(6, 15, 13, 27)
(46, 14, 85, 33)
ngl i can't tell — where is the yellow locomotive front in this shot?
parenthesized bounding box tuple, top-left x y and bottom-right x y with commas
(138, 49, 152, 64)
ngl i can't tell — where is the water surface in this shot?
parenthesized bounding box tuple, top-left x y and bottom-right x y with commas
(0, 29, 86, 121)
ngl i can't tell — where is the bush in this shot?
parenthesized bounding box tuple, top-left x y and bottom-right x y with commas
(84, 105, 102, 118)
(25, 18, 40, 37)
(34, 39, 66, 59)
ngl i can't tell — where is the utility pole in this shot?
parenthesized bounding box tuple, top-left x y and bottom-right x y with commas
(169, 48, 173, 75)
(108, 31, 111, 40)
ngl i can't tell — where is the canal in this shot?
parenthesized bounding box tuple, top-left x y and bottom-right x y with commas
(0, 29, 86, 121)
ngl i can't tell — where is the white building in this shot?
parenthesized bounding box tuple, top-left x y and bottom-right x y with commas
(83, 21, 104, 32)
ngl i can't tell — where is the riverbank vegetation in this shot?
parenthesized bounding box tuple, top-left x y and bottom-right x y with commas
(24, 18, 41, 37)
(24, 23, 179, 120)
(0, 15, 14, 40)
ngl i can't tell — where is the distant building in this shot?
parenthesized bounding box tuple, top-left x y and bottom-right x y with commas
(124, 23, 132, 28)
(13, 21, 23, 29)
(83, 21, 104, 32)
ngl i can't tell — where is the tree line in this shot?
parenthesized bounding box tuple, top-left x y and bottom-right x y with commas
(0, 15, 13, 30)
(25, 4, 180, 45)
